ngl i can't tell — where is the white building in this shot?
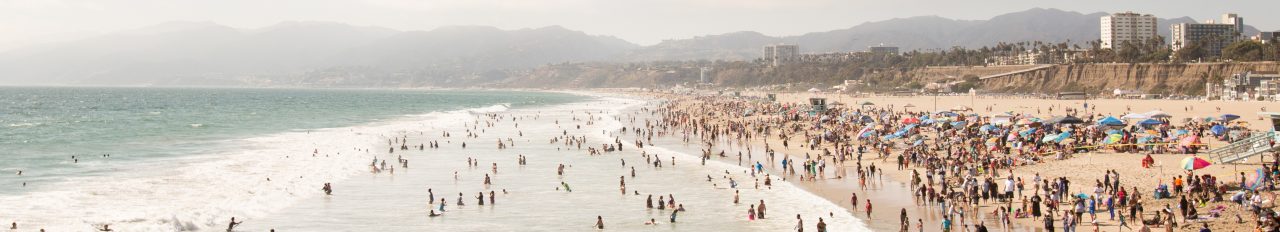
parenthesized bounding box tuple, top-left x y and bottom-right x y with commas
(762, 44, 799, 66)
(1100, 12, 1158, 49)
(1172, 13, 1245, 56)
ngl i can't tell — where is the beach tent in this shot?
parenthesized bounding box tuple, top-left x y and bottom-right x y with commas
(1144, 110, 1172, 118)
(1121, 113, 1150, 120)
(1097, 116, 1125, 126)
(1210, 125, 1227, 135)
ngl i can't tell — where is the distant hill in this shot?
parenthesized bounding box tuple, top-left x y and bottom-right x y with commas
(0, 22, 637, 86)
(623, 8, 1262, 61)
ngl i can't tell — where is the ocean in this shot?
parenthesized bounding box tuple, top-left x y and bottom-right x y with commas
(0, 87, 865, 231)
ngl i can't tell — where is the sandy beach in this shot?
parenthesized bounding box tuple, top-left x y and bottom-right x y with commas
(635, 90, 1280, 232)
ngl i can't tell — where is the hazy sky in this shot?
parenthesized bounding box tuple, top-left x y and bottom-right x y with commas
(2, 0, 1276, 51)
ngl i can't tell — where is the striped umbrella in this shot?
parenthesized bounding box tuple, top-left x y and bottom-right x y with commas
(1180, 156, 1212, 170)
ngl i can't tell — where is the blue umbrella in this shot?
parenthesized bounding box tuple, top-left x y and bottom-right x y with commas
(1138, 119, 1164, 126)
(1220, 114, 1241, 121)
(1097, 116, 1125, 126)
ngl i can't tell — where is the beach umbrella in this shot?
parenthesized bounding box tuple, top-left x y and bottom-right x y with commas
(1121, 113, 1150, 120)
(1138, 119, 1164, 127)
(1016, 118, 1036, 125)
(1180, 156, 1212, 170)
(1103, 134, 1123, 144)
(1180, 135, 1200, 147)
(1220, 114, 1241, 121)
(859, 101, 875, 106)
(1144, 110, 1172, 118)
(1247, 169, 1267, 190)
(902, 117, 921, 124)
(808, 88, 821, 93)
(1097, 116, 1125, 126)
(903, 104, 915, 108)
(951, 105, 973, 111)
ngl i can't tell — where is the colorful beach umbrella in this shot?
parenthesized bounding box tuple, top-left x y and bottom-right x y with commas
(1180, 156, 1212, 170)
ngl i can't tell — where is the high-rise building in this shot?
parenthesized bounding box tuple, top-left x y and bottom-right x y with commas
(1100, 12, 1157, 49)
(761, 44, 798, 66)
(1171, 13, 1245, 57)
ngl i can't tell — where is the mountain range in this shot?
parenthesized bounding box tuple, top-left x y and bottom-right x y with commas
(0, 8, 1266, 86)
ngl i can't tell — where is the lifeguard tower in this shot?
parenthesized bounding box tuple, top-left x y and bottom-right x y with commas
(1208, 112, 1280, 163)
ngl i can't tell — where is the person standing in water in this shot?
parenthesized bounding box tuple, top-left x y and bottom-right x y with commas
(226, 217, 242, 232)
(795, 214, 804, 232)
(595, 216, 604, 229)
(477, 192, 485, 205)
(758, 200, 767, 219)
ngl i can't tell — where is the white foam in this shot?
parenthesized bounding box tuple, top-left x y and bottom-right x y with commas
(0, 105, 510, 231)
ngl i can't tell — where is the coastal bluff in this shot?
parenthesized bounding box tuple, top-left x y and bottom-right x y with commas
(977, 62, 1280, 95)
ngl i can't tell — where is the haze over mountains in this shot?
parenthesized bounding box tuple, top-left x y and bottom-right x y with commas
(0, 8, 1265, 86)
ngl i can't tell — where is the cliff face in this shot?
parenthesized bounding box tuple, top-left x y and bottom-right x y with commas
(978, 62, 1280, 95)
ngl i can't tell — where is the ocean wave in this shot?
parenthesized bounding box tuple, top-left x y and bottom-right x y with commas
(0, 103, 534, 231)
(7, 122, 42, 127)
